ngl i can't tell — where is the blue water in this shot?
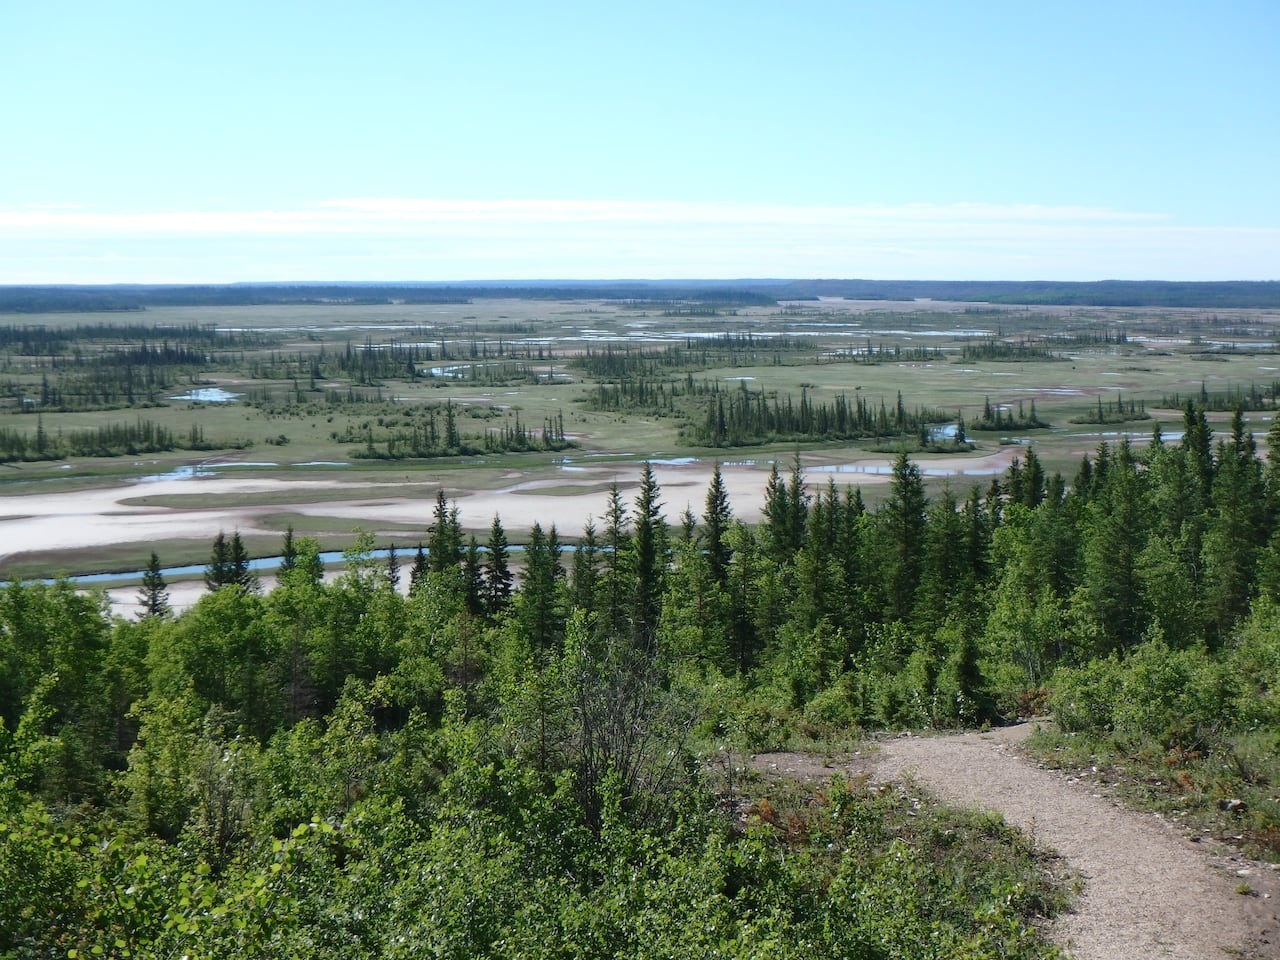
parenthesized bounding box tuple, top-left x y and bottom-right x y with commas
(5, 544, 553, 589)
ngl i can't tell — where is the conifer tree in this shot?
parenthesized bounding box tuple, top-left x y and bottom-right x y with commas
(484, 513, 513, 615)
(520, 522, 565, 656)
(601, 482, 629, 637)
(385, 542, 400, 590)
(279, 524, 298, 574)
(703, 464, 733, 587)
(761, 461, 790, 562)
(428, 489, 462, 573)
(882, 451, 928, 622)
(571, 518, 600, 612)
(409, 543, 429, 593)
(784, 453, 810, 555)
(204, 531, 233, 591)
(630, 463, 667, 652)
(1081, 440, 1148, 652)
(1201, 408, 1267, 641)
(1181, 400, 1214, 491)
(1021, 447, 1046, 509)
(913, 485, 964, 635)
(463, 536, 485, 616)
(138, 551, 170, 618)
(229, 531, 258, 593)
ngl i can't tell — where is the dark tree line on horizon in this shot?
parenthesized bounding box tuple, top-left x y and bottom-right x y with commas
(6, 279, 1280, 314)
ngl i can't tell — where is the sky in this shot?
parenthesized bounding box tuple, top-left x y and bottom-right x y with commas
(2, 0, 1277, 283)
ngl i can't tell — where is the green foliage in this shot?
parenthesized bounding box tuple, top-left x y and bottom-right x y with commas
(15, 439, 1280, 952)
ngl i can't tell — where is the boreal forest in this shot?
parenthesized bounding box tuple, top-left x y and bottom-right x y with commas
(3, 395, 1280, 958)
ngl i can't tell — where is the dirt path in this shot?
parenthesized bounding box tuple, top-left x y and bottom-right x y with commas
(755, 725, 1279, 959)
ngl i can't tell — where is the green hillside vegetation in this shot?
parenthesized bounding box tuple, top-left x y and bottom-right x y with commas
(7, 400, 1280, 954)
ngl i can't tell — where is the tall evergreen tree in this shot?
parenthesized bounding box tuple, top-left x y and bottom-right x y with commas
(204, 532, 233, 591)
(428, 489, 462, 573)
(409, 544, 429, 593)
(138, 551, 170, 618)
(463, 536, 485, 617)
(1181, 400, 1214, 492)
(1201, 409, 1267, 642)
(601, 482, 629, 638)
(385, 542, 401, 590)
(229, 531, 258, 593)
(785, 453, 810, 554)
(1081, 440, 1149, 652)
(882, 451, 928, 622)
(519, 522, 565, 657)
(630, 463, 668, 652)
(703, 464, 733, 587)
(484, 513, 513, 615)
(761, 461, 790, 563)
(279, 524, 298, 574)
(571, 518, 601, 612)
(1020, 447, 1046, 509)
(913, 485, 964, 635)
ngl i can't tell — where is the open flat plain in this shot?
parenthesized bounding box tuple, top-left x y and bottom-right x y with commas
(3, 296, 1279, 612)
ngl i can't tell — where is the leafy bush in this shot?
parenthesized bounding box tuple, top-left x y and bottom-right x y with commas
(1047, 656, 1124, 735)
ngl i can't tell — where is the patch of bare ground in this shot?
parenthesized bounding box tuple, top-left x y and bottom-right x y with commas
(750, 724, 1280, 959)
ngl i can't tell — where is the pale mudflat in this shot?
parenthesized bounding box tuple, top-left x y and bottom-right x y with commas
(0, 447, 1019, 566)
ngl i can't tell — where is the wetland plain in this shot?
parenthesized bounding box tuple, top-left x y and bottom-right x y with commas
(3, 294, 1279, 611)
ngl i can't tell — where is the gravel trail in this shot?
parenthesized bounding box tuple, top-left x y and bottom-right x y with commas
(871, 725, 1280, 959)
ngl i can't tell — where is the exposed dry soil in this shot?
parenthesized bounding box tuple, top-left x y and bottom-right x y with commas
(753, 725, 1280, 959)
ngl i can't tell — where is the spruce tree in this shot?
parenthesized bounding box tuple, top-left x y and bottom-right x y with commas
(571, 518, 600, 612)
(385, 542, 401, 590)
(138, 551, 170, 618)
(630, 463, 667, 652)
(785, 453, 810, 552)
(1201, 409, 1267, 641)
(1021, 446, 1046, 509)
(428, 489, 462, 573)
(484, 513, 513, 614)
(761, 461, 790, 562)
(520, 522, 564, 656)
(703, 464, 733, 587)
(463, 536, 485, 616)
(882, 451, 928, 622)
(1081, 440, 1149, 652)
(409, 544, 429, 593)
(229, 531, 258, 592)
(204, 531, 233, 591)
(279, 524, 298, 573)
(601, 482, 629, 637)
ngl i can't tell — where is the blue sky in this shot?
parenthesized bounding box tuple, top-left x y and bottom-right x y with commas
(2, 1, 1277, 283)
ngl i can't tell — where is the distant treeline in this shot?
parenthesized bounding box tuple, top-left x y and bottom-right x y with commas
(758, 279, 1280, 308)
(0, 322, 262, 352)
(1068, 393, 1150, 425)
(8, 279, 1280, 313)
(0, 284, 777, 313)
(959, 340, 1060, 362)
(339, 403, 572, 459)
(1161, 381, 1280, 412)
(0, 418, 233, 462)
(690, 385, 954, 447)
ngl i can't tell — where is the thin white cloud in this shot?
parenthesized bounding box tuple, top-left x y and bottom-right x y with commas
(0, 199, 1273, 282)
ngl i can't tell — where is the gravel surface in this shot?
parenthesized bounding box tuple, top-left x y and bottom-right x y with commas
(877, 725, 1280, 959)
(753, 725, 1280, 959)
